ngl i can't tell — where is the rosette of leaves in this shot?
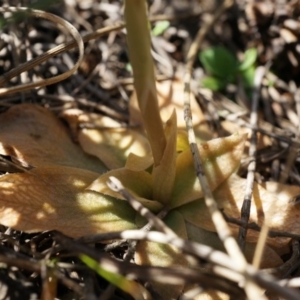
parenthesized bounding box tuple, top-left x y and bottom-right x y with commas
(199, 46, 257, 91)
(0, 1, 300, 299)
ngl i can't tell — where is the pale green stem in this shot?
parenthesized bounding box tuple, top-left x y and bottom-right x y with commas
(124, 0, 166, 166)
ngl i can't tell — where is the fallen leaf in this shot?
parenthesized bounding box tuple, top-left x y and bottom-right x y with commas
(0, 104, 106, 173)
(179, 174, 300, 248)
(130, 79, 213, 141)
(62, 109, 152, 170)
(0, 166, 136, 237)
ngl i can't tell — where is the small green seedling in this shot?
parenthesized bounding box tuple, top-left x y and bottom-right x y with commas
(199, 46, 257, 91)
(152, 20, 170, 36)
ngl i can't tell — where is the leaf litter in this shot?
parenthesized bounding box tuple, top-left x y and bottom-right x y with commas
(1, 0, 300, 299)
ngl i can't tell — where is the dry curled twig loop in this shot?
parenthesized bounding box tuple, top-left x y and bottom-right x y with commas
(0, 6, 84, 96)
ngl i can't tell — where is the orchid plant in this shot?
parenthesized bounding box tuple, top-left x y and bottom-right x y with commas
(0, 1, 300, 299)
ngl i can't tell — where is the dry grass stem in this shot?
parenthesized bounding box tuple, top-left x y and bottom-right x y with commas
(0, 7, 84, 96)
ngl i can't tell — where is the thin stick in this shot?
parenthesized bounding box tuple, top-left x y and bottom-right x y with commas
(183, 1, 267, 299)
(107, 176, 175, 237)
(184, 0, 246, 268)
(238, 65, 268, 250)
(0, 11, 199, 95)
(71, 230, 300, 300)
(252, 222, 269, 269)
(106, 176, 176, 299)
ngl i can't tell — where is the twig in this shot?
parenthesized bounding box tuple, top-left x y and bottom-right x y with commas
(183, 1, 269, 299)
(107, 176, 175, 237)
(54, 232, 245, 296)
(67, 230, 300, 300)
(184, 0, 244, 272)
(0, 10, 200, 96)
(238, 65, 269, 250)
(224, 213, 300, 239)
(277, 240, 300, 278)
(0, 254, 84, 295)
(106, 176, 176, 299)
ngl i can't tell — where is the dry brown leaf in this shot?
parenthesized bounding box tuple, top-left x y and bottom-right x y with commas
(62, 109, 151, 169)
(0, 166, 136, 237)
(180, 174, 300, 249)
(0, 104, 106, 173)
(216, 175, 300, 248)
(130, 79, 213, 141)
(221, 120, 272, 150)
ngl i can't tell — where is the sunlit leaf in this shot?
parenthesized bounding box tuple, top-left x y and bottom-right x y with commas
(0, 104, 106, 173)
(125, 152, 153, 172)
(176, 130, 190, 152)
(79, 127, 151, 170)
(125, 0, 166, 166)
(87, 168, 153, 200)
(62, 109, 151, 170)
(171, 133, 247, 208)
(0, 166, 136, 237)
(130, 79, 213, 142)
(238, 48, 257, 71)
(180, 174, 300, 248)
(80, 254, 150, 300)
(152, 20, 170, 36)
(202, 76, 227, 91)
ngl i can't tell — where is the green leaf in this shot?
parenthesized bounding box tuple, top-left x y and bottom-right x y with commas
(126, 63, 132, 73)
(238, 48, 257, 72)
(241, 65, 255, 88)
(80, 254, 149, 300)
(152, 20, 170, 36)
(201, 76, 227, 91)
(199, 46, 238, 78)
